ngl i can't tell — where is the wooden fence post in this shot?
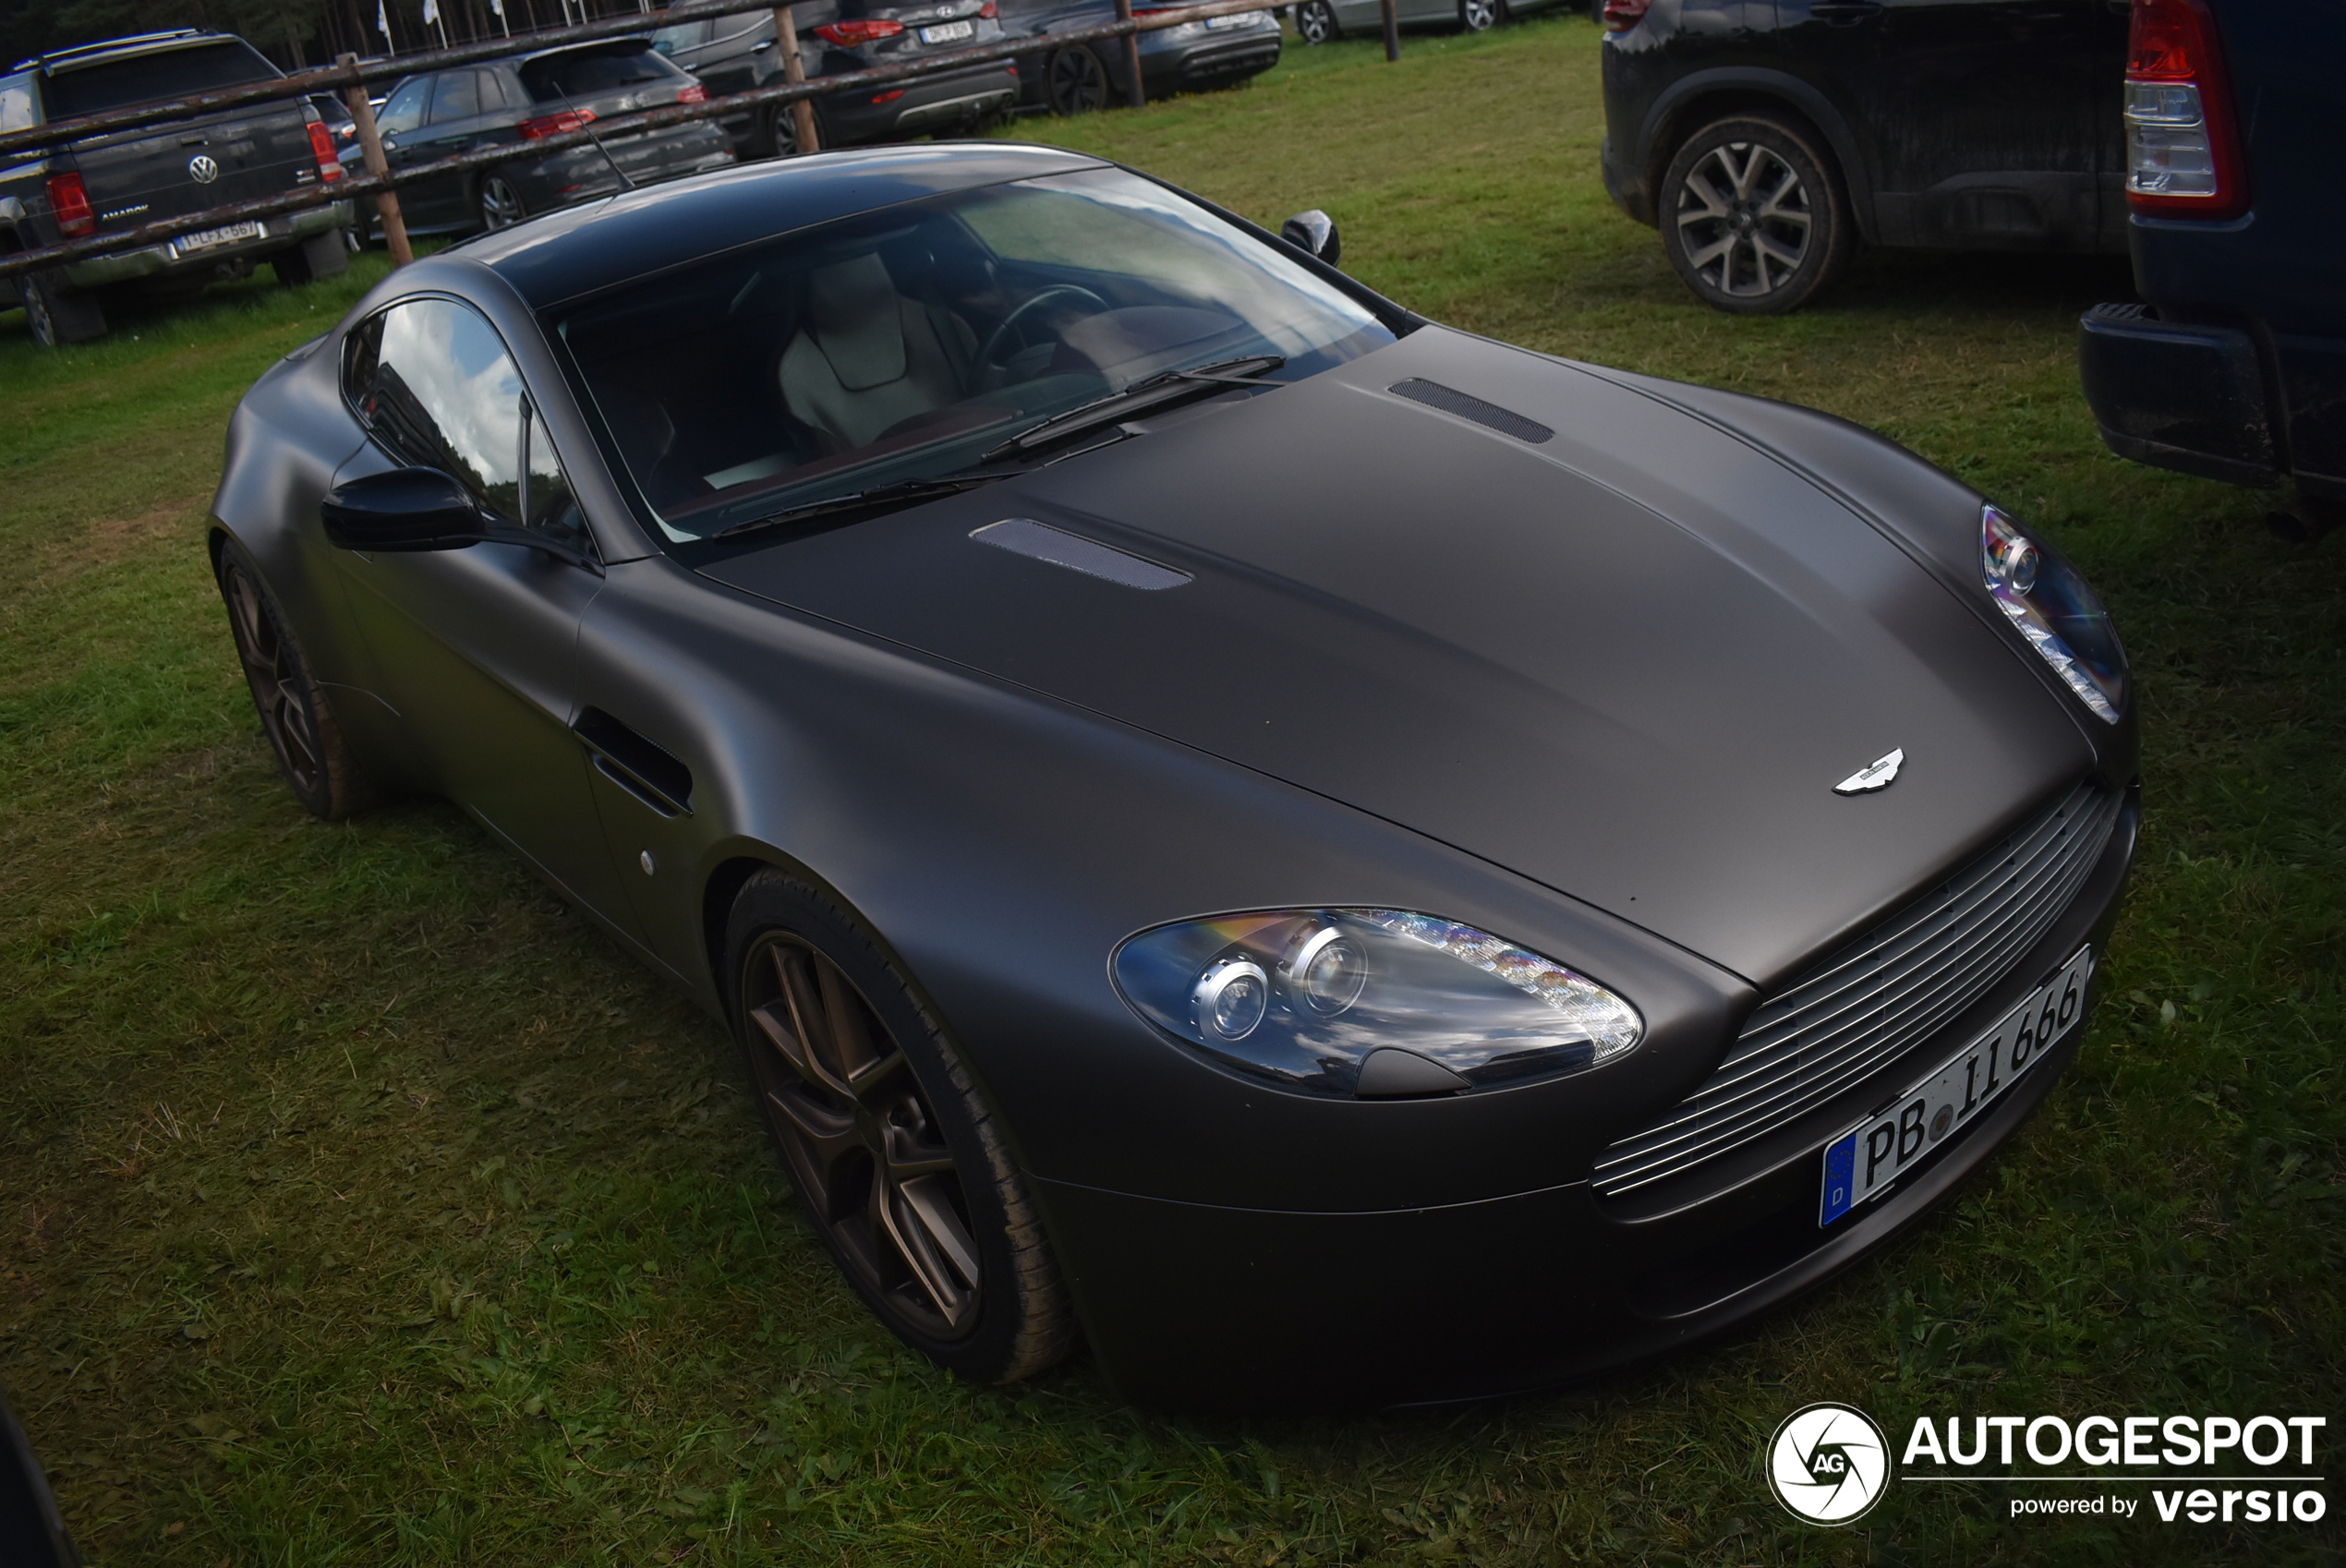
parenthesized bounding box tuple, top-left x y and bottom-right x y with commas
(772, 6, 820, 151)
(1380, 0, 1399, 60)
(339, 54, 414, 266)
(1114, 0, 1146, 108)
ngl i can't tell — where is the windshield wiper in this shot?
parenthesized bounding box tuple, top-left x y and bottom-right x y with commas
(709, 472, 1010, 542)
(978, 356, 1286, 464)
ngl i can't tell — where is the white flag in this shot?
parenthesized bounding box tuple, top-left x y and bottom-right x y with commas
(421, 0, 439, 25)
(376, 0, 393, 42)
(490, 0, 503, 17)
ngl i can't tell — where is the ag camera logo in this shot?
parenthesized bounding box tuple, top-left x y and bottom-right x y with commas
(1769, 1403, 1891, 1525)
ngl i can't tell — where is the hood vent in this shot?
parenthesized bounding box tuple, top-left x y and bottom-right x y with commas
(971, 518, 1191, 590)
(1389, 379, 1553, 444)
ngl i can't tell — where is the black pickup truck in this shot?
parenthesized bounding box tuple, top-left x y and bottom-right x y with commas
(2, 30, 355, 345)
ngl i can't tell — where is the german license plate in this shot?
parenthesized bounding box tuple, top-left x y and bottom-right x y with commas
(173, 221, 265, 256)
(919, 19, 975, 42)
(1207, 9, 1266, 26)
(1819, 946, 2093, 1226)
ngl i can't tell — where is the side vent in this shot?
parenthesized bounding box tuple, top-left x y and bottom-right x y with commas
(1389, 379, 1554, 444)
(574, 707, 694, 816)
(971, 518, 1191, 591)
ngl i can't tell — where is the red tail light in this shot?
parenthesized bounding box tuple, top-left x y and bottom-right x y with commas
(307, 120, 345, 181)
(1600, 0, 1651, 30)
(517, 108, 598, 139)
(871, 88, 906, 103)
(676, 82, 708, 103)
(2123, 0, 2247, 218)
(46, 172, 96, 237)
(979, 1, 997, 15)
(813, 18, 904, 44)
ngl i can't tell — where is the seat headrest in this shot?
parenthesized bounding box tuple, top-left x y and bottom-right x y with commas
(807, 254, 907, 392)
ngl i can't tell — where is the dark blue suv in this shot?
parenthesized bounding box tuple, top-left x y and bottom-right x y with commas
(2077, 0, 2343, 535)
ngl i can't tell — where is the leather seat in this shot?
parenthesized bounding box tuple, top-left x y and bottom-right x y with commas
(779, 254, 964, 452)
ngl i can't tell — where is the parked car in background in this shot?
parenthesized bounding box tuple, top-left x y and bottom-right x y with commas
(2078, 0, 2344, 538)
(351, 39, 732, 239)
(1, 29, 354, 345)
(653, 0, 1019, 158)
(1291, 0, 1562, 47)
(309, 90, 361, 163)
(998, 0, 1277, 115)
(1600, 0, 2129, 314)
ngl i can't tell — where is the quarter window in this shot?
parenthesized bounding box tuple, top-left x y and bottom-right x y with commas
(375, 77, 429, 137)
(429, 70, 482, 123)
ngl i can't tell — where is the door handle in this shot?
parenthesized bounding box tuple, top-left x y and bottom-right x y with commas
(574, 706, 694, 816)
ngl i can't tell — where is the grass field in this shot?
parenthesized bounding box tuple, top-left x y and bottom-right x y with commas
(3, 15, 2341, 1565)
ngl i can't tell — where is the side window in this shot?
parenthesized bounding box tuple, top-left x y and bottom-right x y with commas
(349, 297, 525, 522)
(375, 77, 429, 136)
(428, 70, 481, 124)
(523, 404, 587, 549)
(483, 69, 525, 111)
(0, 76, 34, 134)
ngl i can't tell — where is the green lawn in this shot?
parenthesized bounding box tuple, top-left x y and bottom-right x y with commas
(3, 16, 2341, 1565)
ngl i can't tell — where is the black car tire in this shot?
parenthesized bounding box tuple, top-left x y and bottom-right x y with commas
(1660, 115, 1852, 316)
(725, 871, 1074, 1384)
(1295, 0, 1340, 42)
(1459, 0, 1506, 30)
(763, 100, 822, 159)
(1046, 45, 1111, 114)
(272, 229, 351, 287)
(18, 270, 105, 346)
(215, 538, 384, 820)
(477, 173, 529, 232)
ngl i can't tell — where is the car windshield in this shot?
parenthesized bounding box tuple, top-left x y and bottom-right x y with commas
(553, 166, 1395, 543)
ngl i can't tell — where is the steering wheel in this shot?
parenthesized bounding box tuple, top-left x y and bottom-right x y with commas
(976, 284, 1110, 372)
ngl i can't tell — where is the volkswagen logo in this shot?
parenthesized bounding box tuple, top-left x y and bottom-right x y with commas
(188, 153, 220, 183)
(1768, 1402, 1890, 1525)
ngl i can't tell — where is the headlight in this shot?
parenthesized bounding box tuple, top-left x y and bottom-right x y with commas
(1981, 504, 2127, 724)
(1112, 909, 1644, 1098)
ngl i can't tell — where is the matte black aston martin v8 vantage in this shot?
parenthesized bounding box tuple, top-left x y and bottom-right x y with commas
(210, 144, 2138, 1412)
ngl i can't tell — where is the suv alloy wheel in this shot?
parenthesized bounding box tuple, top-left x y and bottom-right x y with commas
(1661, 115, 1852, 315)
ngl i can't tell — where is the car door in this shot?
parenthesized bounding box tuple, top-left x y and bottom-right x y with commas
(369, 76, 447, 227)
(414, 70, 498, 226)
(329, 295, 632, 925)
(1776, 0, 2106, 247)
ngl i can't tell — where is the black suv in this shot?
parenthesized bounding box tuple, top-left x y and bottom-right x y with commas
(2078, 0, 2343, 536)
(651, 0, 1019, 160)
(1, 30, 355, 344)
(1600, 0, 2130, 313)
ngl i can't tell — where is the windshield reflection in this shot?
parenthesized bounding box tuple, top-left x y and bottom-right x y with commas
(554, 167, 1394, 542)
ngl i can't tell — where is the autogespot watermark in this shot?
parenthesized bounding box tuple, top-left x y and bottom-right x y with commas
(1763, 1405, 2329, 1528)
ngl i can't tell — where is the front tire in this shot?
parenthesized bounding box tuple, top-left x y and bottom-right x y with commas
(725, 873, 1073, 1384)
(1294, 0, 1339, 42)
(1659, 115, 1852, 315)
(215, 538, 382, 820)
(1458, 0, 1505, 30)
(1046, 44, 1110, 114)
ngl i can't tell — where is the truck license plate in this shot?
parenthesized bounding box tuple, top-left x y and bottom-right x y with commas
(173, 222, 266, 256)
(1819, 946, 2092, 1226)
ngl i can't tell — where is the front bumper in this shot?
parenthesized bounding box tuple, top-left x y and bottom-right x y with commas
(65, 199, 352, 289)
(1035, 787, 2139, 1413)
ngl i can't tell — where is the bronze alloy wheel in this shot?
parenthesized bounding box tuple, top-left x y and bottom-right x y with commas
(727, 873, 1073, 1380)
(215, 540, 381, 819)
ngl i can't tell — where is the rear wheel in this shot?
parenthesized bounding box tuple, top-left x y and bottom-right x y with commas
(763, 100, 820, 158)
(1458, 0, 1505, 30)
(726, 873, 1073, 1383)
(1660, 115, 1851, 315)
(477, 173, 528, 232)
(1294, 0, 1339, 42)
(215, 538, 382, 820)
(1046, 44, 1110, 114)
(18, 270, 106, 346)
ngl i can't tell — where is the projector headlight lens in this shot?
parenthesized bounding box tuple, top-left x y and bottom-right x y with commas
(1114, 909, 1644, 1098)
(1981, 504, 2126, 724)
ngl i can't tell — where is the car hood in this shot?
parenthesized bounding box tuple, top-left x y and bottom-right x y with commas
(700, 327, 2098, 985)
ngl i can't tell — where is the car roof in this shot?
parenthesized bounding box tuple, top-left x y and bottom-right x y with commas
(466, 141, 1111, 308)
(18, 29, 236, 75)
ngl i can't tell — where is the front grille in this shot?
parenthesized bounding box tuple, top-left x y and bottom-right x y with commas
(1593, 778, 2123, 1200)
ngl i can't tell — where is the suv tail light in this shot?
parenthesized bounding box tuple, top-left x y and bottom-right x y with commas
(1600, 0, 1651, 30)
(518, 108, 598, 139)
(676, 82, 708, 103)
(813, 18, 905, 44)
(307, 120, 345, 182)
(979, 1, 997, 15)
(2124, 0, 2247, 218)
(46, 172, 96, 237)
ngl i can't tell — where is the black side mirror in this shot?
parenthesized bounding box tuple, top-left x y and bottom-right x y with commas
(1281, 209, 1341, 268)
(321, 467, 486, 552)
